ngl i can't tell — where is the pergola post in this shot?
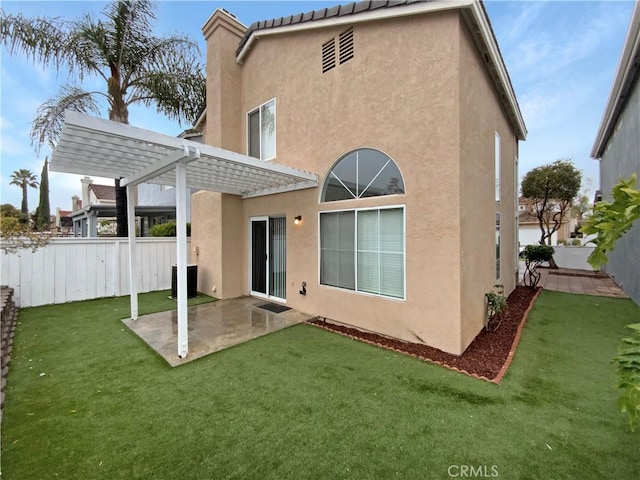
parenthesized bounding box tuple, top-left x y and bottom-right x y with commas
(127, 184, 138, 320)
(176, 159, 188, 358)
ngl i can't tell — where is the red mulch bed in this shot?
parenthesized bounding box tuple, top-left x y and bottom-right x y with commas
(308, 286, 541, 383)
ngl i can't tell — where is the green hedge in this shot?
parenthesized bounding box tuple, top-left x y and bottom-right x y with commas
(149, 221, 191, 237)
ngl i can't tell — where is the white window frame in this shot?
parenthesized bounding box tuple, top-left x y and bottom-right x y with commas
(319, 147, 406, 203)
(318, 204, 406, 301)
(246, 98, 276, 161)
(495, 132, 501, 203)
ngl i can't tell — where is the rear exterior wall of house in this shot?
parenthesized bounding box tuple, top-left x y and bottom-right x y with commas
(192, 9, 518, 355)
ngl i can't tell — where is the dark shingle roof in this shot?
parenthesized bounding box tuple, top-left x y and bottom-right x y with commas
(89, 184, 116, 201)
(236, 0, 422, 55)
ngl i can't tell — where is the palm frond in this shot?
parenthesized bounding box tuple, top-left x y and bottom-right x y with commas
(126, 34, 205, 125)
(31, 85, 101, 154)
(1, 9, 96, 79)
(129, 65, 205, 125)
(103, 0, 156, 71)
(9, 169, 38, 187)
(67, 15, 111, 82)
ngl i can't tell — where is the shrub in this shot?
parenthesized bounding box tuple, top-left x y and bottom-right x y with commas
(149, 221, 191, 237)
(612, 323, 640, 432)
(521, 244, 554, 288)
(570, 238, 581, 246)
(1, 215, 50, 254)
(557, 239, 568, 246)
(485, 284, 507, 332)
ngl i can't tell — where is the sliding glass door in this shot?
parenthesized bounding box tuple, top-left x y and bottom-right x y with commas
(250, 216, 286, 301)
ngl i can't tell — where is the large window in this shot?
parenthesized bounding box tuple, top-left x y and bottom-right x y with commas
(320, 207, 404, 299)
(321, 148, 404, 202)
(248, 99, 276, 160)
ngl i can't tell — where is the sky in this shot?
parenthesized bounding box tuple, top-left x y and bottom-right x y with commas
(0, 0, 636, 212)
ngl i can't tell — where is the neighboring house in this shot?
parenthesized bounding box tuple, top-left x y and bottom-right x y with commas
(136, 129, 202, 232)
(70, 177, 116, 236)
(517, 197, 573, 246)
(591, 0, 640, 305)
(54, 208, 73, 231)
(189, 0, 526, 356)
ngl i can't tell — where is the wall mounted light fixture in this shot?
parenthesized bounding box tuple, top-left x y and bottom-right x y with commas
(294, 215, 302, 225)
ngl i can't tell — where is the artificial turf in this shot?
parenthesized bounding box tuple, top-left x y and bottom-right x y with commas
(1, 290, 639, 479)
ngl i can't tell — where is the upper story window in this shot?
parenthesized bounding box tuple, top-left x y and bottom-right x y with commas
(321, 148, 405, 202)
(248, 99, 276, 160)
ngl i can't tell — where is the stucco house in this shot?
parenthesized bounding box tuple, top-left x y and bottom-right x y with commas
(591, 0, 640, 305)
(517, 197, 573, 247)
(191, 0, 526, 355)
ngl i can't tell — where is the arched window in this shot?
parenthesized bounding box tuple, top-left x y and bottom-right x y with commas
(321, 148, 405, 202)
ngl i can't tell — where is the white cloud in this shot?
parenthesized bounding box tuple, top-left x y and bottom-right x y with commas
(503, 1, 632, 82)
(505, 1, 548, 42)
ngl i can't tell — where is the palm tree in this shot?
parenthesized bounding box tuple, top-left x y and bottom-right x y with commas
(10, 169, 38, 216)
(0, 0, 205, 235)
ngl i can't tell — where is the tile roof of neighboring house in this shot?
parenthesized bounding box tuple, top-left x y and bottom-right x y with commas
(232, 0, 526, 140)
(518, 211, 539, 224)
(57, 210, 72, 217)
(519, 210, 569, 225)
(89, 184, 116, 201)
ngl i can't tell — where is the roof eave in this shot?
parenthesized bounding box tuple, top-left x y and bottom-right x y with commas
(590, 1, 640, 160)
(236, 0, 474, 63)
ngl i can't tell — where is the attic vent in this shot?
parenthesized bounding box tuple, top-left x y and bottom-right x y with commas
(339, 28, 354, 64)
(322, 38, 336, 73)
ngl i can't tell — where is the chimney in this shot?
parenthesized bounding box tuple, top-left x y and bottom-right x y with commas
(72, 195, 81, 212)
(81, 176, 93, 206)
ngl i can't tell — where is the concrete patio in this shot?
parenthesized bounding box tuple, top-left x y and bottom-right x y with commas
(521, 265, 628, 298)
(123, 297, 314, 366)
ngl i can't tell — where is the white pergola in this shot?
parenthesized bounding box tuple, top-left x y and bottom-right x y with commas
(50, 111, 318, 359)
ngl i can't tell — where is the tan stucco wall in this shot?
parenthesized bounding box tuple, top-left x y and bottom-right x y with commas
(458, 19, 518, 352)
(194, 10, 519, 355)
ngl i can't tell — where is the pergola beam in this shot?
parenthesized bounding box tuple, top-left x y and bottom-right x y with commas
(121, 145, 201, 187)
(50, 111, 319, 360)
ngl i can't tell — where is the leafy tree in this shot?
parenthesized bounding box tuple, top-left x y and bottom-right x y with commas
(0, 0, 205, 236)
(9, 169, 38, 216)
(0, 203, 21, 218)
(521, 159, 581, 267)
(581, 174, 640, 269)
(570, 193, 592, 232)
(34, 157, 51, 230)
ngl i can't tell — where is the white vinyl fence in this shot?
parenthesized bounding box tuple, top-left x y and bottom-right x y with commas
(1, 238, 189, 307)
(550, 245, 596, 270)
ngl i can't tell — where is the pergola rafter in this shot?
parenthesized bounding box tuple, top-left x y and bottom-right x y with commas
(50, 111, 318, 359)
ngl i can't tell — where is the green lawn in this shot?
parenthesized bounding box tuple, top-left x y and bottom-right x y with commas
(2, 290, 639, 479)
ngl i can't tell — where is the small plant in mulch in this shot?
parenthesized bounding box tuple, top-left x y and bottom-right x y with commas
(520, 244, 555, 288)
(485, 284, 507, 332)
